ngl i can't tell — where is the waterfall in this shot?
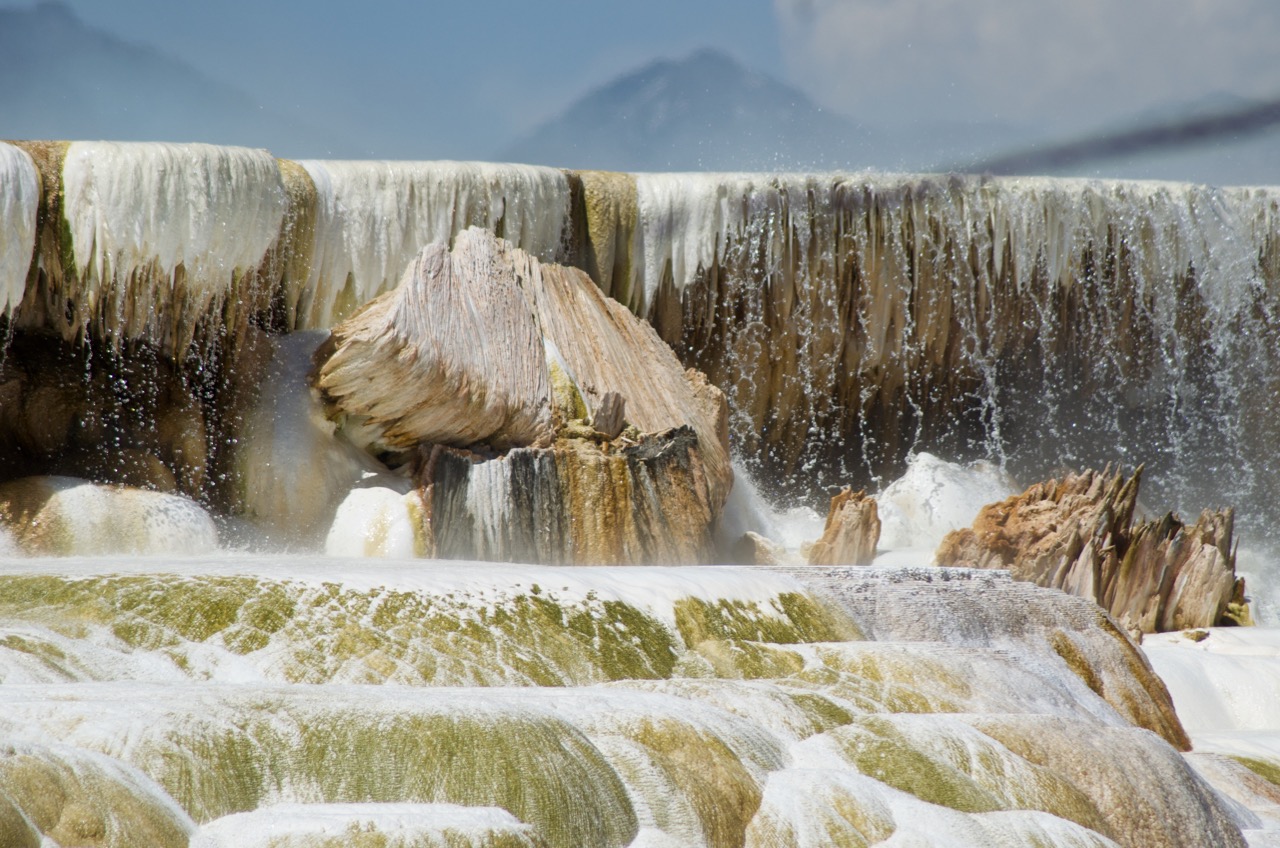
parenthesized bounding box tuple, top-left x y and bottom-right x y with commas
(0, 143, 38, 315)
(616, 173, 1280, 526)
(5, 143, 1277, 526)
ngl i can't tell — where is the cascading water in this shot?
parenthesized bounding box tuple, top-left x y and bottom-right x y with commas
(3, 139, 1280, 846)
(621, 172, 1280, 530)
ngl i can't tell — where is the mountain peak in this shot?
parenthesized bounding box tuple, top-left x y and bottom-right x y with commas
(502, 48, 870, 172)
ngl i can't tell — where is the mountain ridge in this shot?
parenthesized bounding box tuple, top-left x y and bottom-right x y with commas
(502, 48, 876, 172)
(0, 1, 352, 157)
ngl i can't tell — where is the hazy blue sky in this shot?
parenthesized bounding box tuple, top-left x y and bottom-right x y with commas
(42, 0, 786, 158)
(7, 0, 1280, 170)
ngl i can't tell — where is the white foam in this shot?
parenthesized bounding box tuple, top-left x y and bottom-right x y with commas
(191, 803, 533, 848)
(0, 142, 39, 313)
(1145, 628, 1280, 732)
(61, 141, 286, 346)
(0, 476, 218, 556)
(324, 484, 420, 558)
(716, 461, 825, 561)
(876, 452, 1018, 552)
(294, 160, 571, 328)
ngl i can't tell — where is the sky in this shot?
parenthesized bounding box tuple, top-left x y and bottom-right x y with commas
(7, 0, 1280, 176)
(45, 0, 788, 159)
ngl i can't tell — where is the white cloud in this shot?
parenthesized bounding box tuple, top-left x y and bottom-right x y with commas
(774, 0, 1280, 133)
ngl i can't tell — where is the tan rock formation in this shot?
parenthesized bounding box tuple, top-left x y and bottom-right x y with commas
(591, 391, 627, 440)
(313, 231, 554, 453)
(807, 487, 880, 566)
(421, 427, 717, 565)
(314, 227, 732, 563)
(936, 467, 1244, 633)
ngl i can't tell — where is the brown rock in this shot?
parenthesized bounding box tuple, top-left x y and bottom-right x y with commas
(314, 228, 732, 509)
(422, 427, 716, 565)
(592, 391, 627, 440)
(807, 487, 880, 566)
(937, 466, 1244, 633)
(731, 531, 784, 566)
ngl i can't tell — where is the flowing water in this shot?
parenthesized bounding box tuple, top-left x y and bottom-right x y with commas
(2, 140, 1280, 845)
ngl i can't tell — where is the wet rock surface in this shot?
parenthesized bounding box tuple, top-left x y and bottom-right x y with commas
(314, 228, 731, 564)
(806, 487, 880, 566)
(935, 467, 1244, 634)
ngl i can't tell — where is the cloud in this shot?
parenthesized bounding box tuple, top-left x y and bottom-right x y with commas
(773, 0, 1280, 132)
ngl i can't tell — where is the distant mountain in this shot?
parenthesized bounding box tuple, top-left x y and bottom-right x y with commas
(502, 49, 878, 172)
(0, 1, 351, 156)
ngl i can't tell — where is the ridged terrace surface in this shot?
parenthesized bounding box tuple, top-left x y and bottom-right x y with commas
(0, 559, 1258, 847)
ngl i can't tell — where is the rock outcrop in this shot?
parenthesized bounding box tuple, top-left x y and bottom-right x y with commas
(313, 228, 732, 564)
(807, 487, 880, 566)
(421, 428, 717, 565)
(935, 467, 1245, 634)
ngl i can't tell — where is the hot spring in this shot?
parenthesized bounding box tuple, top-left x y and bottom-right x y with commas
(1, 139, 1279, 847)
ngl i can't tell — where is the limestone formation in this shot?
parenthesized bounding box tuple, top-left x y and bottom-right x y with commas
(807, 487, 880, 566)
(313, 232, 555, 453)
(314, 227, 732, 564)
(790, 565, 1191, 751)
(422, 427, 717, 565)
(935, 467, 1244, 633)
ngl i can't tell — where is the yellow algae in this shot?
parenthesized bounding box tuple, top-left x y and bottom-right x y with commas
(0, 743, 193, 848)
(286, 712, 635, 848)
(689, 639, 806, 680)
(612, 678, 854, 745)
(145, 724, 266, 822)
(673, 592, 859, 647)
(824, 716, 1108, 833)
(0, 575, 682, 686)
(0, 789, 41, 848)
(830, 718, 1005, 813)
(1229, 756, 1280, 788)
(573, 170, 639, 310)
(1050, 630, 1106, 699)
(546, 356, 588, 424)
(120, 702, 635, 848)
(628, 717, 762, 848)
(783, 662, 961, 716)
